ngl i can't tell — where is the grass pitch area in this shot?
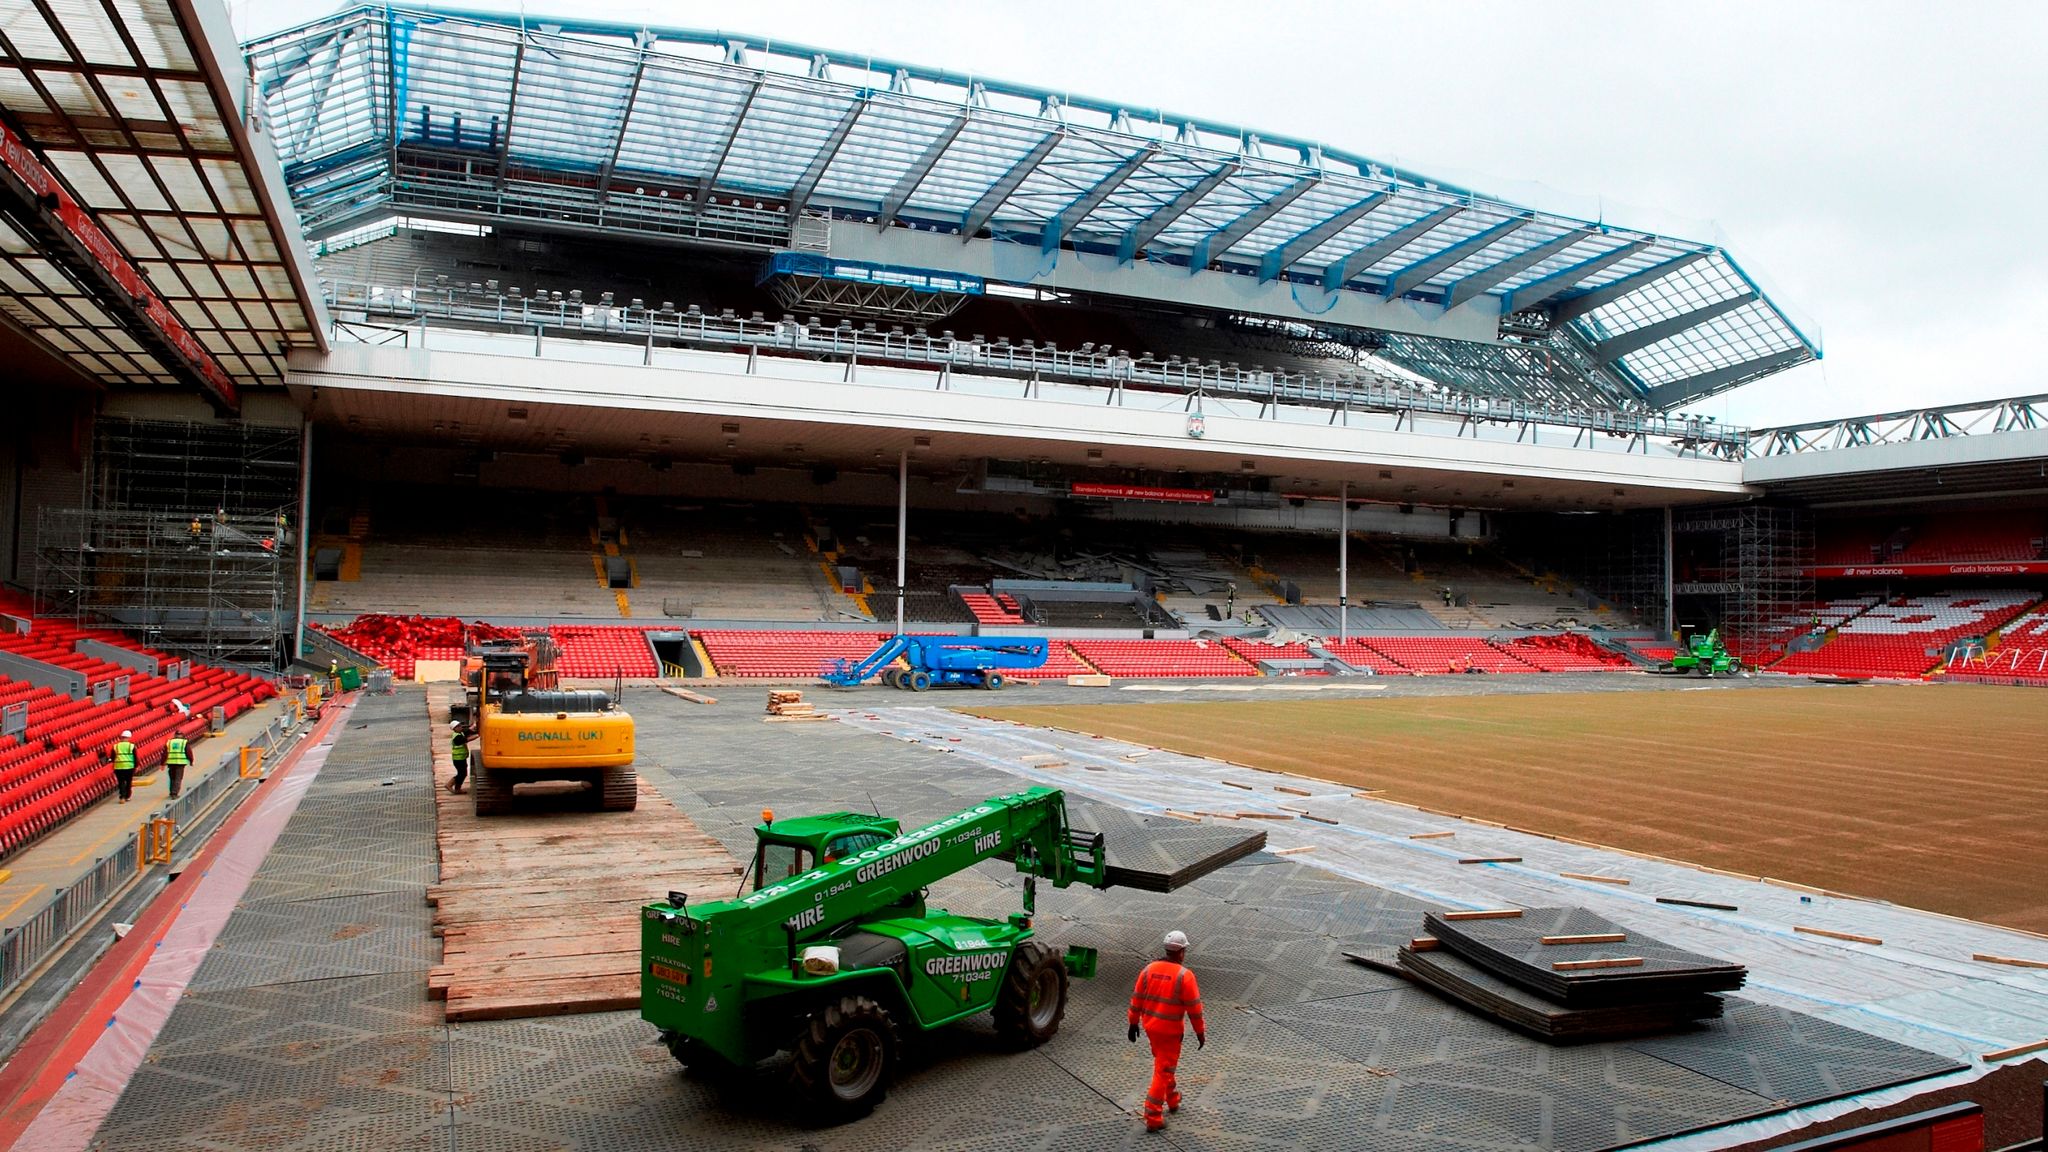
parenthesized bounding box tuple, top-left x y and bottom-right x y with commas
(966, 683, 2048, 934)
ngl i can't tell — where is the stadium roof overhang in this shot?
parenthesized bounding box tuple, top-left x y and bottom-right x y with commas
(1745, 394, 2048, 507)
(287, 341, 1752, 512)
(245, 5, 1818, 414)
(0, 0, 328, 413)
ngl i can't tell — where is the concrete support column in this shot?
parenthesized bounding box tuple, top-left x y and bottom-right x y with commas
(895, 449, 907, 637)
(292, 419, 313, 663)
(1338, 480, 1350, 644)
(1663, 504, 1676, 639)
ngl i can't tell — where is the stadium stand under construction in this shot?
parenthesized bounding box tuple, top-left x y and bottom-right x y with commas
(0, 3, 2042, 1150)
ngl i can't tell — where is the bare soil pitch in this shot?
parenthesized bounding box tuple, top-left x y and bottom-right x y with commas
(966, 684, 2048, 934)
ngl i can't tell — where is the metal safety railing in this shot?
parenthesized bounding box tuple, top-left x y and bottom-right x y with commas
(0, 849, 131, 998)
(0, 681, 325, 1001)
(318, 277, 1752, 456)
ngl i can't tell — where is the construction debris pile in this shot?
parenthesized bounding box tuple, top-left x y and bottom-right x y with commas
(1356, 906, 1747, 1043)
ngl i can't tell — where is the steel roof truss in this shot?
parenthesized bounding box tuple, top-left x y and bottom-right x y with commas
(1319, 203, 1463, 292)
(1188, 175, 1314, 269)
(1116, 160, 1237, 262)
(697, 76, 764, 201)
(1495, 238, 1650, 316)
(1256, 191, 1389, 282)
(1547, 251, 1707, 325)
(874, 109, 971, 229)
(1381, 214, 1532, 300)
(959, 128, 1062, 238)
(787, 98, 865, 210)
(1040, 144, 1153, 251)
(1442, 228, 1588, 310)
(1640, 347, 1809, 408)
(1594, 291, 1758, 362)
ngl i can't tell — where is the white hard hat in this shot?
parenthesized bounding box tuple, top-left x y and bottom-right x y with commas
(1164, 930, 1189, 951)
(450, 720, 462, 729)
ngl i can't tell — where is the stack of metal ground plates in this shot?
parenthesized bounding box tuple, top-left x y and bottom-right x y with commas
(1397, 907, 1746, 1042)
(1069, 801, 1269, 893)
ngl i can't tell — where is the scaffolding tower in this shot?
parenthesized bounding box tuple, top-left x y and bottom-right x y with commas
(31, 418, 305, 670)
(32, 509, 293, 669)
(89, 417, 300, 516)
(1673, 505, 1813, 662)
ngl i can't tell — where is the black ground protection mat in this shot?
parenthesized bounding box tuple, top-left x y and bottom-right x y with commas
(1398, 945, 1724, 1042)
(1427, 907, 1747, 1006)
(1066, 799, 1268, 892)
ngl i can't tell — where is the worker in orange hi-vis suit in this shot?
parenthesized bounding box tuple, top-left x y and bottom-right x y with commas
(1127, 929, 1205, 1132)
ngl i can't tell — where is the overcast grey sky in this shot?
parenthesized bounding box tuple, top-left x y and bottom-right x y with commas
(230, 0, 2048, 427)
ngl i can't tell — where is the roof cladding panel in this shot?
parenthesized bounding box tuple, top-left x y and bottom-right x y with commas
(1, 0, 327, 404)
(246, 5, 1817, 411)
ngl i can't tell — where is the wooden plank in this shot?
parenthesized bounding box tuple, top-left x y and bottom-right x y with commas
(1656, 896, 1739, 912)
(1552, 957, 1644, 972)
(1982, 1037, 2048, 1063)
(1161, 810, 1204, 823)
(1793, 925, 1882, 946)
(1972, 953, 2048, 971)
(1235, 811, 1295, 820)
(1219, 780, 1254, 790)
(659, 686, 717, 704)
(1273, 785, 1312, 796)
(1300, 813, 1340, 826)
(1560, 871, 1631, 886)
(1408, 936, 1440, 952)
(1457, 856, 1523, 865)
(1407, 830, 1455, 840)
(1271, 845, 1315, 856)
(1350, 789, 1385, 798)
(1541, 933, 1627, 946)
(1440, 909, 1523, 922)
(423, 683, 741, 1023)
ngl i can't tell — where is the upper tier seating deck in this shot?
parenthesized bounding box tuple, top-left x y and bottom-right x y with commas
(1817, 512, 2048, 566)
(1771, 590, 2039, 678)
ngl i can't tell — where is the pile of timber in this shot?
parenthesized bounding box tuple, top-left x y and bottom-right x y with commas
(426, 689, 744, 1021)
(765, 690, 826, 721)
(1352, 906, 1744, 1043)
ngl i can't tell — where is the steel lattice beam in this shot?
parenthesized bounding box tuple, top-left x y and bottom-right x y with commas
(1116, 161, 1237, 262)
(1441, 229, 1586, 310)
(1381, 215, 1532, 300)
(1187, 175, 1314, 269)
(1256, 191, 1389, 282)
(960, 129, 1062, 238)
(875, 111, 972, 229)
(1594, 292, 1758, 362)
(1319, 204, 1463, 292)
(1495, 239, 1650, 316)
(1040, 144, 1155, 252)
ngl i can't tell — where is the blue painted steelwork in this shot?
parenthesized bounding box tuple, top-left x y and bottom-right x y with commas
(245, 5, 1819, 410)
(759, 254, 984, 296)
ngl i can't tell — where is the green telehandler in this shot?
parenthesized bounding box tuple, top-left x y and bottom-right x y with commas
(640, 787, 1117, 1121)
(1667, 627, 1738, 676)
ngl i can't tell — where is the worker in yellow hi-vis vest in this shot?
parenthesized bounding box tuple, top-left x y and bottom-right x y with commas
(109, 730, 137, 803)
(164, 732, 191, 799)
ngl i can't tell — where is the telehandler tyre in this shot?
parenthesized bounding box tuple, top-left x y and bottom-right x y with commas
(789, 994, 898, 1122)
(993, 940, 1067, 1047)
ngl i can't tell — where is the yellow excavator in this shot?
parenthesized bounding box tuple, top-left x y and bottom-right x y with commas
(459, 633, 636, 815)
